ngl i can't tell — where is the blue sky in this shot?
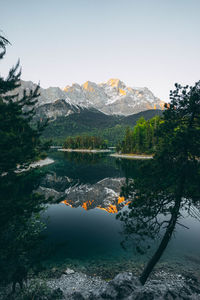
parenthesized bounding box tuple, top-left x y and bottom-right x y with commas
(1, 0, 200, 101)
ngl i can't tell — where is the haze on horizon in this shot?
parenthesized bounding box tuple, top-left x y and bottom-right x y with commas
(1, 0, 200, 102)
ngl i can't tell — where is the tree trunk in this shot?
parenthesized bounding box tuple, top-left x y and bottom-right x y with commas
(139, 176, 184, 285)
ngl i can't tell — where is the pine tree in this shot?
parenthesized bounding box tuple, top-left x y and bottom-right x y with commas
(119, 82, 200, 285)
(0, 37, 48, 174)
(0, 35, 49, 285)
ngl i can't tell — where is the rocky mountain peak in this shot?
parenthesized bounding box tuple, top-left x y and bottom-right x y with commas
(82, 81, 97, 92)
(64, 83, 82, 93)
(15, 79, 165, 116)
(106, 78, 125, 89)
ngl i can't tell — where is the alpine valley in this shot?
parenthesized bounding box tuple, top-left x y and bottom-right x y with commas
(19, 79, 164, 144)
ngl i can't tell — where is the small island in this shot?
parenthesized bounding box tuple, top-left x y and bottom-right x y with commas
(113, 116, 160, 159)
(61, 135, 110, 152)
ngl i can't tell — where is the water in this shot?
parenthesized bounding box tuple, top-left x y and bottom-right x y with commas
(39, 151, 200, 277)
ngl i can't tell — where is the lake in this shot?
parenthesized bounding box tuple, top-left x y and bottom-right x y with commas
(39, 151, 200, 278)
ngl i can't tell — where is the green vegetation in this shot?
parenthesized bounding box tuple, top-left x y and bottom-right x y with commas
(63, 135, 108, 149)
(42, 109, 163, 146)
(118, 81, 200, 285)
(2, 32, 200, 293)
(116, 116, 161, 154)
(0, 35, 50, 293)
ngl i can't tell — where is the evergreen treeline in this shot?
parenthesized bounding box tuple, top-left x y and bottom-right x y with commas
(116, 116, 161, 154)
(118, 81, 200, 284)
(63, 135, 108, 149)
(0, 35, 50, 291)
(42, 110, 163, 146)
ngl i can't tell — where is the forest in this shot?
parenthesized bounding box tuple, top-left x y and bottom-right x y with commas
(63, 135, 108, 150)
(116, 116, 161, 154)
(41, 110, 162, 146)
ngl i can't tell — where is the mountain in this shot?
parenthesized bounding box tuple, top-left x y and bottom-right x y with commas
(64, 78, 164, 115)
(19, 80, 67, 106)
(19, 79, 164, 116)
(34, 99, 81, 122)
(15, 80, 164, 145)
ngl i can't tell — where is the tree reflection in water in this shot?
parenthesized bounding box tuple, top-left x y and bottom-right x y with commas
(118, 82, 200, 285)
(118, 158, 200, 284)
(63, 151, 105, 165)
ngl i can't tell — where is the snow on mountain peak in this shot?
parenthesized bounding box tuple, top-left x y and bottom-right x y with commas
(18, 79, 164, 116)
(59, 79, 165, 115)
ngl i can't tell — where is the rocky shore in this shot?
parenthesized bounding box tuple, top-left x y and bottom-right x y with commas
(46, 270, 200, 299)
(1, 268, 200, 299)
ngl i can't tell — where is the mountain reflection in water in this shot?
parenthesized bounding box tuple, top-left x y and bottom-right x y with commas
(38, 151, 200, 277)
(61, 196, 130, 213)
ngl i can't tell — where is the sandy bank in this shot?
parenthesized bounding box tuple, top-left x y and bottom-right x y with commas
(29, 157, 54, 168)
(16, 158, 54, 173)
(59, 149, 111, 153)
(110, 153, 153, 159)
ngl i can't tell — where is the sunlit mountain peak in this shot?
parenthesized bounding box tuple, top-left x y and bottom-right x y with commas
(107, 78, 125, 89)
(82, 81, 96, 92)
(18, 79, 165, 116)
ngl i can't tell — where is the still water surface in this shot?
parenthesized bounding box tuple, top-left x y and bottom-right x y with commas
(39, 151, 200, 276)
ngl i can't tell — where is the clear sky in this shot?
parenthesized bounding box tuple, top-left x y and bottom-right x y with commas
(1, 0, 200, 101)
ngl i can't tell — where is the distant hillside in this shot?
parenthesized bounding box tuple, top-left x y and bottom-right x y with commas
(119, 109, 163, 125)
(42, 109, 163, 145)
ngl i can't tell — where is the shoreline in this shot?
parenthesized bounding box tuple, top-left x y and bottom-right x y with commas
(15, 157, 54, 173)
(29, 157, 55, 168)
(110, 153, 153, 159)
(1, 267, 199, 300)
(59, 149, 111, 153)
(1, 158, 55, 176)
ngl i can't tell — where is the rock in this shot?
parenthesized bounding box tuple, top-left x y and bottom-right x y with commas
(47, 271, 107, 299)
(46, 271, 200, 300)
(99, 272, 141, 299)
(64, 268, 75, 275)
(89, 272, 200, 300)
(100, 284, 118, 299)
(51, 288, 64, 299)
(70, 291, 86, 300)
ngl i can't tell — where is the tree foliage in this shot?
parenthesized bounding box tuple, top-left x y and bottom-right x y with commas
(0, 63, 49, 174)
(63, 135, 108, 150)
(42, 110, 163, 146)
(116, 116, 161, 154)
(0, 35, 49, 286)
(118, 82, 200, 284)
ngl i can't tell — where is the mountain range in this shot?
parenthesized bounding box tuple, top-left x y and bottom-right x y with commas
(19, 78, 164, 117)
(63, 78, 164, 115)
(17, 79, 164, 144)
